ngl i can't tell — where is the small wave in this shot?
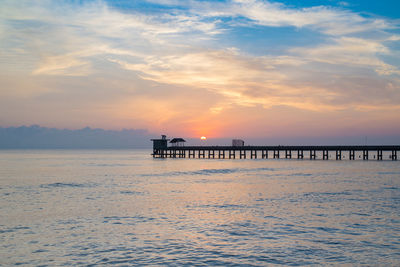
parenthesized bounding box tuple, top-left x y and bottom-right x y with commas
(32, 249, 48, 253)
(289, 173, 313, 176)
(382, 186, 399, 190)
(0, 226, 30, 234)
(198, 203, 247, 209)
(103, 216, 155, 224)
(303, 191, 353, 198)
(40, 182, 96, 188)
(120, 190, 147, 195)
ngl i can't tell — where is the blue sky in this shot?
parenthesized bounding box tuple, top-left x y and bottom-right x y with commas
(0, 0, 399, 138)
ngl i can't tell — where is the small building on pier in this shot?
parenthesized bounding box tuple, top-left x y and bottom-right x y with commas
(151, 135, 169, 150)
(170, 138, 186, 147)
(232, 139, 245, 147)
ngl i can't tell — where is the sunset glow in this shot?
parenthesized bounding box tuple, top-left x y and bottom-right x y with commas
(201, 136, 207, 140)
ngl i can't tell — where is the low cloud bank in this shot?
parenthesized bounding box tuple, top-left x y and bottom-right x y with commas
(0, 125, 154, 149)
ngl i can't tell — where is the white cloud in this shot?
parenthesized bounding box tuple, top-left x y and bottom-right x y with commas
(181, 0, 394, 36)
(291, 37, 400, 75)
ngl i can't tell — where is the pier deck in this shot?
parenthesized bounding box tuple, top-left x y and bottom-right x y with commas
(152, 145, 400, 160)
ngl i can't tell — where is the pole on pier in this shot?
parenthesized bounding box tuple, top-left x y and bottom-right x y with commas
(297, 150, 304, 159)
(363, 150, 369, 160)
(323, 150, 329, 160)
(210, 150, 215, 159)
(262, 150, 268, 159)
(310, 150, 316, 160)
(200, 150, 206, 158)
(349, 150, 355, 160)
(377, 150, 382, 161)
(336, 150, 342, 160)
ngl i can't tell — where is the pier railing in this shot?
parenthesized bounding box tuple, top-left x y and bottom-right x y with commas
(152, 145, 400, 160)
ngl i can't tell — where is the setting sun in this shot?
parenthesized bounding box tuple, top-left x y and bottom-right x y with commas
(200, 136, 207, 140)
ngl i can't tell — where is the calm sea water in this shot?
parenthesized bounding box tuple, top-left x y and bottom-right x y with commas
(0, 149, 399, 266)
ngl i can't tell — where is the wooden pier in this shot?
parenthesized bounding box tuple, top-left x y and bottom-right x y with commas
(152, 145, 400, 161)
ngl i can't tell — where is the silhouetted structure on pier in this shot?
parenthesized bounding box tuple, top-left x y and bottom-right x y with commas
(151, 136, 399, 161)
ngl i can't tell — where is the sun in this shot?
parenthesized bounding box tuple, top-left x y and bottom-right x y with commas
(200, 136, 207, 140)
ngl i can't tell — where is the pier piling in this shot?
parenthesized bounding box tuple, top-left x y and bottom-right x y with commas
(336, 150, 342, 160)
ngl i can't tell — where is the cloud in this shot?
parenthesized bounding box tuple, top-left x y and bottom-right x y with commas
(291, 36, 400, 76)
(181, 0, 394, 36)
(0, 0, 399, 136)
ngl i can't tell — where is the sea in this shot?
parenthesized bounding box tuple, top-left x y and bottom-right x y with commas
(0, 149, 399, 266)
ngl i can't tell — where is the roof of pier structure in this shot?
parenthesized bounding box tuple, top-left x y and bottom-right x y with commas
(170, 138, 186, 143)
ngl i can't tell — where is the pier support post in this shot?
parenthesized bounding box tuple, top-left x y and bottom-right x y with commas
(323, 150, 329, 160)
(377, 150, 382, 161)
(285, 150, 292, 159)
(310, 150, 316, 160)
(363, 150, 369, 160)
(218, 150, 225, 159)
(298, 150, 304, 159)
(209, 150, 215, 159)
(274, 150, 280, 159)
(349, 150, 355, 160)
(336, 150, 342, 160)
(392, 150, 397, 161)
(240, 150, 246, 159)
(262, 150, 268, 159)
(251, 150, 257, 159)
(229, 150, 235, 159)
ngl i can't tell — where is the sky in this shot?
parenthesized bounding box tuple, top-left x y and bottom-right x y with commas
(1, 0, 400, 140)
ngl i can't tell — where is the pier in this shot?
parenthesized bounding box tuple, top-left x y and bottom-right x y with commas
(151, 136, 399, 161)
